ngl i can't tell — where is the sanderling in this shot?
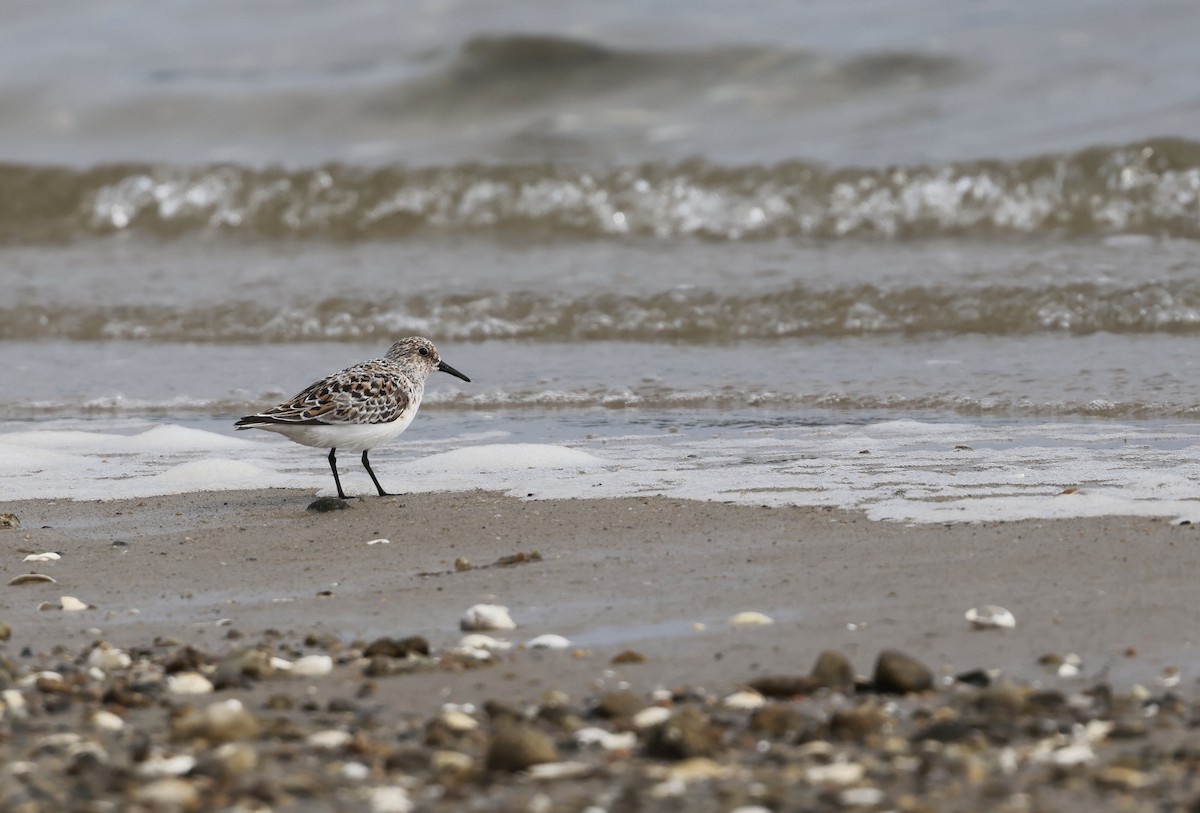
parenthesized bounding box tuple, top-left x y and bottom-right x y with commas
(235, 337, 470, 499)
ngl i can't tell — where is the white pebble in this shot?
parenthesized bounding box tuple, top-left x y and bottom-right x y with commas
(87, 644, 132, 671)
(460, 603, 516, 631)
(365, 786, 414, 813)
(167, 672, 214, 696)
(526, 634, 571, 650)
(632, 706, 673, 729)
(528, 761, 592, 780)
(1050, 743, 1095, 766)
(291, 655, 334, 677)
(22, 552, 61, 562)
(840, 787, 885, 807)
(965, 605, 1016, 630)
(60, 596, 89, 612)
(341, 761, 370, 780)
(805, 762, 865, 785)
(440, 710, 479, 732)
(270, 656, 295, 671)
(366, 538, 391, 545)
(727, 611, 774, 627)
(1, 689, 28, 720)
(18, 671, 63, 688)
(307, 729, 353, 749)
(722, 690, 766, 710)
(90, 710, 125, 732)
(574, 727, 637, 751)
(137, 753, 197, 778)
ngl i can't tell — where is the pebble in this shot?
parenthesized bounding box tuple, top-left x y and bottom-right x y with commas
(527, 634, 571, 650)
(461, 604, 517, 631)
(22, 552, 61, 562)
(632, 706, 673, 729)
(172, 699, 260, 742)
(528, 761, 593, 780)
(60, 595, 89, 611)
(137, 753, 198, 779)
(366, 538, 391, 545)
(167, 671, 215, 696)
(136, 778, 200, 810)
(291, 654, 334, 677)
(575, 727, 637, 751)
(722, 690, 766, 709)
(486, 722, 559, 771)
(727, 611, 774, 627)
(307, 496, 350, 512)
(841, 786, 885, 806)
(365, 786, 415, 813)
(594, 690, 643, 720)
(90, 709, 126, 732)
(872, 650, 933, 694)
(87, 643, 132, 671)
(806, 761, 865, 785)
(810, 650, 856, 692)
(643, 708, 719, 760)
(307, 729, 353, 749)
(0, 512, 19, 529)
(966, 605, 1017, 629)
(459, 634, 512, 652)
(440, 710, 480, 732)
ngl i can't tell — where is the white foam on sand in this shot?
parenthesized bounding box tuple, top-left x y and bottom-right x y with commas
(3, 419, 1200, 523)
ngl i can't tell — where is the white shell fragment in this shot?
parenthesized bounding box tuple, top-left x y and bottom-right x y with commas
(728, 611, 774, 627)
(136, 753, 198, 779)
(965, 605, 1016, 630)
(458, 634, 513, 652)
(575, 727, 637, 751)
(167, 672, 215, 696)
(22, 552, 61, 563)
(8, 574, 56, 586)
(366, 538, 391, 545)
(460, 604, 516, 631)
(60, 596, 89, 612)
(526, 634, 571, 650)
(528, 761, 593, 781)
(87, 644, 132, 671)
(290, 655, 334, 677)
(722, 690, 766, 710)
(307, 729, 353, 749)
(90, 710, 126, 732)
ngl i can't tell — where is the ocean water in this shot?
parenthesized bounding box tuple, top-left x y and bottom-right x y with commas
(3, 0, 1200, 521)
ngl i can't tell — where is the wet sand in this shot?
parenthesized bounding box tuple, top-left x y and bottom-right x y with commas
(2, 491, 1199, 811)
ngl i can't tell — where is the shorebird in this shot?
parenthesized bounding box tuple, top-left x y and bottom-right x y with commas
(235, 337, 470, 498)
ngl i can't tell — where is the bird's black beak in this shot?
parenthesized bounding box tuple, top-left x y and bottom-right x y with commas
(438, 360, 471, 382)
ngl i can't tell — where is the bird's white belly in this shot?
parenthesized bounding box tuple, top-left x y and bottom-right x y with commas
(260, 408, 418, 451)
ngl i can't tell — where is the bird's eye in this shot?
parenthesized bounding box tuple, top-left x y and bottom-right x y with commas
(418, 347, 429, 356)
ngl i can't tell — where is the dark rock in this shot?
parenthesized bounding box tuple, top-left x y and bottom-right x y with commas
(485, 723, 559, 771)
(810, 650, 855, 692)
(829, 705, 890, 742)
(363, 635, 429, 659)
(593, 690, 642, 720)
(307, 497, 350, 512)
(0, 622, 10, 641)
(748, 705, 805, 738)
(304, 630, 340, 650)
(915, 718, 977, 744)
(643, 708, 720, 760)
(748, 675, 816, 699)
(956, 669, 992, 687)
(611, 650, 646, 665)
(872, 650, 933, 694)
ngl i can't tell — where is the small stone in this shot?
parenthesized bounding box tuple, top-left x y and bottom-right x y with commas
(0, 513, 19, 529)
(526, 634, 570, 650)
(307, 497, 350, 512)
(366, 538, 391, 545)
(307, 729, 353, 749)
(90, 709, 126, 732)
(594, 690, 642, 720)
(304, 630, 340, 650)
(486, 722, 559, 771)
(458, 634, 512, 653)
(431, 749, 475, 778)
(643, 708, 719, 760)
(22, 552, 60, 562)
(722, 690, 766, 709)
(528, 761, 593, 780)
(727, 611, 774, 627)
(574, 727, 637, 751)
(810, 650, 856, 692)
(441, 710, 480, 732)
(611, 649, 646, 665)
(872, 650, 933, 694)
(748, 675, 816, 698)
(965, 605, 1016, 630)
(454, 557, 471, 572)
(291, 654, 334, 677)
(365, 786, 415, 813)
(461, 604, 516, 632)
(841, 787, 885, 806)
(806, 762, 865, 785)
(87, 643, 132, 671)
(1095, 765, 1155, 790)
(211, 742, 258, 777)
(0, 622, 11, 641)
(60, 595, 89, 612)
(632, 706, 673, 729)
(136, 778, 199, 810)
(172, 699, 260, 742)
(167, 672, 215, 696)
(364, 635, 429, 659)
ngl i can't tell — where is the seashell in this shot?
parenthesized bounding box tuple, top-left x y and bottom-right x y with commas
(8, 574, 56, 586)
(574, 727, 637, 751)
(728, 611, 774, 627)
(290, 654, 333, 677)
(87, 644, 132, 671)
(528, 761, 593, 780)
(90, 709, 126, 731)
(841, 788, 885, 807)
(340, 761, 370, 781)
(460, 603, 516, 631)
(364, 786, 414, 813)
(60, 596, 89, 612)
(22, 552, 61, 563)
(965, 605, 1016, 629)
(526, 634, 571, 650)
(458, 634, 512, 652)
(167, 672, 214, 696)
(136, 753, 197, 778)
(440, 710, 479, 732)
(366, 538, 391, 545)
(805, 762, 865, 785)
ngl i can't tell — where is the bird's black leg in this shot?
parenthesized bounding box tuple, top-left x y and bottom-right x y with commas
(328, 448, 347, 500)
(361, 450, 393, 497)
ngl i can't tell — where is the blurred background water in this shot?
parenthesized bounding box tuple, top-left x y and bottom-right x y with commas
(4, 0, 1200, 515)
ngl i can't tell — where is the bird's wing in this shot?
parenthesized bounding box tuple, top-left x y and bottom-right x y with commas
(241, 363, 412, 426)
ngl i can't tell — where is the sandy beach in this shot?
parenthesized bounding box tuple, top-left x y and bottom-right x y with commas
(2, 491, 1198, 810)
